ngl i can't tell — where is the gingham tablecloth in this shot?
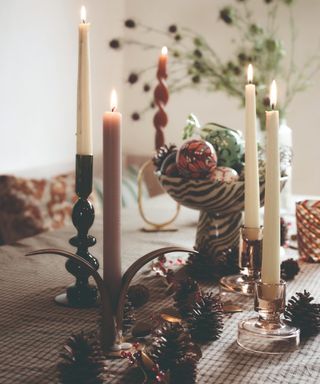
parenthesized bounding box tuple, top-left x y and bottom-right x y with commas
(0, 196, 319, 384)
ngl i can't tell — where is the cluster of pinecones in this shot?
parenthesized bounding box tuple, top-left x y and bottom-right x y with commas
(58, 287, 320, 384)
(173, 277, 224, 344)
(146, 276, 224, 383)
(149, 322, 199, 384)
(187, 245, 239, 282)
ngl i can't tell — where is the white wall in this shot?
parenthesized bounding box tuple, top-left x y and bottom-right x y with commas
(122, 0, 320, 195)
(0, 0, 319, 195)
(0, 0, 125, 176)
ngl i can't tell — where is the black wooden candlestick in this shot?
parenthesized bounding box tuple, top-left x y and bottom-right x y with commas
(55, 154, 99, 307)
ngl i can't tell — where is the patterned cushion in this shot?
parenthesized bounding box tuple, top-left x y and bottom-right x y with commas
(0, 173, 80, 245)
(0, 167, 145, 245)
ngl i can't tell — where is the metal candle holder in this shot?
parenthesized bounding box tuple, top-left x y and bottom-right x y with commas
(220, 226, 263, 296)
(237, 280, 300, 354)
(27, 246, 197, 353)
(55, 154, 99, 307)
(137, 159, 180, 232)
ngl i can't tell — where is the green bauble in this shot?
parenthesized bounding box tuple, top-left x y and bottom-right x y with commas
(201, 124, 244, 168)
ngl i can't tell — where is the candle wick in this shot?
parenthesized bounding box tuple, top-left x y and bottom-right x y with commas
(112, 106, 116, 112)
(271, 104, 275, 111)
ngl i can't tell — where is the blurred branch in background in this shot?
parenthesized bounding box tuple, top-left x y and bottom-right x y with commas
(109, 0, 320, 130)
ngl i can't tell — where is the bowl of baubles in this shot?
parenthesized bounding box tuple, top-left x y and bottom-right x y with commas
(154, 119, 289, 260)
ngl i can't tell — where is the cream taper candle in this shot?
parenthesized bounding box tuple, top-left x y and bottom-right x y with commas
(261, 80, 280, 285)
(244, 64, 260, 236)
(76, 6, 93, 155)
(103, 90, 122, 311)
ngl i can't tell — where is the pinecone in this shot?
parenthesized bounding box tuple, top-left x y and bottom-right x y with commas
(187, 247, 239, 281)
(58, 332, 105, 384)
(285, 290, 320, 338)
(148, 322, 192, 372)
(123, 297, 136, 335)
(187, 293, 224, 344)
(280, 217, 289, 246)
(281, 258, 300, 281)
(173, 278, 202, 318)
(170, 353, 198, 384)
(213, 247, 239, 277)
(127, 284, 150, 308)
(186, 251, 216, 281)
(152, 144, 177, 171)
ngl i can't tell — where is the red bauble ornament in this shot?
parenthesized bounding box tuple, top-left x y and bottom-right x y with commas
(210, 166, 239, 183)
(176, 139, 217, 179)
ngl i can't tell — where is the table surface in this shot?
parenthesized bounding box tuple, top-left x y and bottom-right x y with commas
(0, 196, 319, 384)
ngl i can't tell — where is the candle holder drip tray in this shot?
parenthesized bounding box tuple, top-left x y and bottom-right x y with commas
(237, 280, 300, 354)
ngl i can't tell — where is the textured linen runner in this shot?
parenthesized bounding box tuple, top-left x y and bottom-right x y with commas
(0, 201, 319, 384)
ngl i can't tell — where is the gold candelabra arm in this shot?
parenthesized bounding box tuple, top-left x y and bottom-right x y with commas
(116, 246, 197, 333)
(26, 246, 198, 354)
(26, 248, 116, 351)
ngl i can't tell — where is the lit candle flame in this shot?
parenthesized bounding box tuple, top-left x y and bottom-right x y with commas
(161, 46, 168, 56)
(110, 89, 118, 112)
(247, 64, 253, 84)
(80, 6, 87, 23)
(270, 80, 277, 109)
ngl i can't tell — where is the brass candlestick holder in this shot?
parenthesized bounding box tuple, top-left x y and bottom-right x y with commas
(27, 246, 197, 354)
(137, 159, 180, 232)
(220, 226, 263, 296)
(237, 280, 300, 354)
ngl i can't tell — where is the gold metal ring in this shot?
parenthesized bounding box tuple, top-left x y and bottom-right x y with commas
(137, 159, 180, 230)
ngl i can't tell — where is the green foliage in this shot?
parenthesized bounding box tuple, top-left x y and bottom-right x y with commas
(182, 114, 201, 140)
(111, 0, 320, 129)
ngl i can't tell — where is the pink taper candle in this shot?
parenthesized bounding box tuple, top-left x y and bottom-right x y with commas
(103, 89, 122, 311)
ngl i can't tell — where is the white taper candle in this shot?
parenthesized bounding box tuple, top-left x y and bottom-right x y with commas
(244, 64, 260, 237)
(261, 80, 281, 285)
(76, 6, 93, 155)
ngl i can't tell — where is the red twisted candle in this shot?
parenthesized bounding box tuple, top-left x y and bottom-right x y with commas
(153, 46, 169, 151)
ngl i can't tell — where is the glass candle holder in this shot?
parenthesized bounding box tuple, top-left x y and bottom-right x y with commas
(220, 226, 263, 296)
(237, 280, 300, 354)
